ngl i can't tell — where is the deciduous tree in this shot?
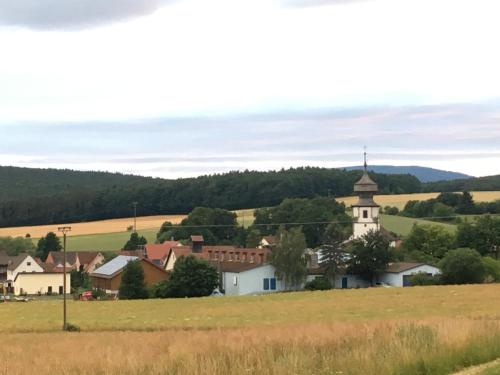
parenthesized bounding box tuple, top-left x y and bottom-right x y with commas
(268, 227, 308, 289)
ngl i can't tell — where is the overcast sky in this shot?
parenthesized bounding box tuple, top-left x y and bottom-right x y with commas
(0, 0, 499, 178)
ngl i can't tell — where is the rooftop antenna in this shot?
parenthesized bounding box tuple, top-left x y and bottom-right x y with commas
(363, 146, 367, 172)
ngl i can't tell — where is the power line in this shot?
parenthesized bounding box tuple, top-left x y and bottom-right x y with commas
(155, 213, 500, 229)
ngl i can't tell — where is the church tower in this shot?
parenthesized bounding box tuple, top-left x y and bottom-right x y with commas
(352, 151, 380, 239)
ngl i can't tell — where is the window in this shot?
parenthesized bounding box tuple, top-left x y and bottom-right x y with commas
(270, 278, 276, 290)
(59, 286, 64, 294)
(233, 276, 238, 286)
(363, 210, 368, 219)
(27, 262, 31, 266)
(263, 278, 270, 290)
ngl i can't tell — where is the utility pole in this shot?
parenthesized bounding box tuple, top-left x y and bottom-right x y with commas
(58, 226, 71, 331)
(132, 202, 138, 233)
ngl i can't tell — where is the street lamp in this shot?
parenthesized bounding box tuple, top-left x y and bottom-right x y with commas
(58, 226, 71, 331)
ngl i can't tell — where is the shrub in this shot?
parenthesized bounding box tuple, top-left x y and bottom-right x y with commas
(410, 272, 441, 286)
(439, 248, 486, 285)
(482, 256, 500, 282)
(304, 277, 332, 291)
(91, 288, 107, 299)
(64, 322, 80, 332)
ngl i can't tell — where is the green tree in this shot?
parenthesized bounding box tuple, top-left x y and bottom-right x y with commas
(254, 197, 351, 248)
(347, 230, 392, 284)
(456, 216, 500, 257)
(456, 191, 476, 214)
(157, 207, 238, 245)
(431, 202, 455, 220)
(156, 255, 218, 298)
(439, 248, 485, 285)
(119, 260, 149, 299)
(123, 232, 147, 250)
(268, 227, 308, 289)
(245, 228, 262, 248)
(36, 232, 62, 261)
(319, 223, 349, 280)
(70, 269, 91, 290)
(401, 224, 455, 263)
(0, 236, 36, 256)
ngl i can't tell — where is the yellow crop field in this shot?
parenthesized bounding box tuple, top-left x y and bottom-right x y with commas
(338, 191, 500, 210)
(1, 285, 500, 374)
(0, 215, 186, 239)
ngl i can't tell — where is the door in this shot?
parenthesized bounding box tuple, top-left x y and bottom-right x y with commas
(341, 277, 348, 289)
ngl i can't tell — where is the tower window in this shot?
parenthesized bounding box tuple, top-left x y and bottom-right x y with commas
(363, 210, 368, 219)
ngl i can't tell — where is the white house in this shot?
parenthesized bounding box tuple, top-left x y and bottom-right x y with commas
(378, 262, 440, 287)
(217, 262, 285, 296)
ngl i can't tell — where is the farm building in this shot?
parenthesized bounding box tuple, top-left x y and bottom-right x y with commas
(13, 272, 71, 296)
(90, 255, 168, 293)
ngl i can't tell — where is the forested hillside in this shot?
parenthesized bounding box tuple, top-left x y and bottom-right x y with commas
(423, 175, 500, 192)
(0, 166, 421, 227)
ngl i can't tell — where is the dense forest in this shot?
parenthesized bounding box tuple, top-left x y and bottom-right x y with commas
(423, 175, 500, 192)
(0, 166, 421, 227)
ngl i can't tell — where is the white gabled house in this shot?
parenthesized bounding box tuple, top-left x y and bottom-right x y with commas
(218, 262, 286, 296)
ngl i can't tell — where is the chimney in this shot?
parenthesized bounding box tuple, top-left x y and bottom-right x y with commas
(190, 235, 204, 253)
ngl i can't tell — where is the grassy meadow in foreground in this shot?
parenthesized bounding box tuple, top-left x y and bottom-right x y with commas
(1, 285, 500, 374)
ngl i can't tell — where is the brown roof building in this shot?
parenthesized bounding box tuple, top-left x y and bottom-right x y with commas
(90, 255, 168, 293)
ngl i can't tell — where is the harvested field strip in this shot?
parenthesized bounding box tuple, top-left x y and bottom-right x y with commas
(1, 320, 500, 375)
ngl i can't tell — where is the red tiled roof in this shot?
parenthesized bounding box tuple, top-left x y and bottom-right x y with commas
(145, 242, 181, 261)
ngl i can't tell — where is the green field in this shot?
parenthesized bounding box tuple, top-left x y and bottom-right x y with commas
(44, 228, 159, 252)
(380, 214, 457, 236)
(0, 284, 498, 333)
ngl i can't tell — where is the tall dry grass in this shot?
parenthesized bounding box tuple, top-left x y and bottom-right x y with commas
(1, 319, 500, 375)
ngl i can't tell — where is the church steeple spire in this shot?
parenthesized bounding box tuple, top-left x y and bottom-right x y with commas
(363, 146, 367, 172)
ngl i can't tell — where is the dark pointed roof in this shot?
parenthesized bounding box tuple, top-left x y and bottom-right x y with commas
(353, 171, 378, 193)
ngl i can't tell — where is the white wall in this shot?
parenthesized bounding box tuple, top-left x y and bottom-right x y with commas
(334, 274, 371, 289)
(379, 265, 440, 287)
(14, 273, 71, 295)
(7, 255, 44, 281)
(222, 264, 285, 296)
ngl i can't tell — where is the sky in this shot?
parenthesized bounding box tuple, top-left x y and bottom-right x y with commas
(0, 0, 499, 179)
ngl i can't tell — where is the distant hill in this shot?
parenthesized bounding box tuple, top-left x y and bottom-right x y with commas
(0, 165, 421, 227)
(342, 165, 472, 183)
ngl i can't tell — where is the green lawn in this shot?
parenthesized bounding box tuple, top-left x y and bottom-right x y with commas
(380, 214, 457, 237)
(54, 228, 159, 252)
